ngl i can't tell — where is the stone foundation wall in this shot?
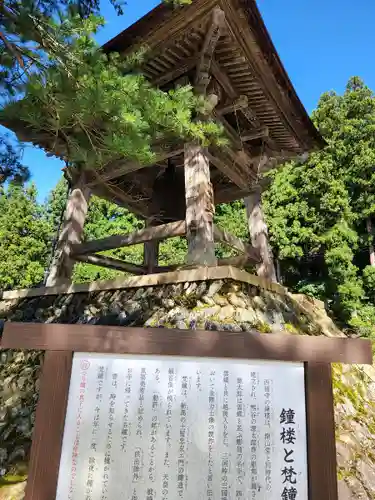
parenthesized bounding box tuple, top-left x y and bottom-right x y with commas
(0, 275, 372, 499)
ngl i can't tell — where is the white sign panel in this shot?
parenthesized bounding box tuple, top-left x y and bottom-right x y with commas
(56, 353, 308, 500)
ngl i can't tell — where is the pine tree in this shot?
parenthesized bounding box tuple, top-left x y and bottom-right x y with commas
(0, 135, 29, 184)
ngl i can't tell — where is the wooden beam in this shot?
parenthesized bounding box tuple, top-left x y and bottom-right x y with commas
(217, 95, 248, 115)
(213, 224, 250, 254)
(211, 60, 236, 99)
(73, 253, 146, 275)
(226, 148, 257, 182)
(213, 110, 244, 150)
(184, 143, 216, 266)
(86, 147, 184, 186)
(71, 220, 186, 255)
(212, 61, 259, 125)
(207, 149, 248, 191)
(212, 111, 260, 185)
(241, 127, 269, 142)
(4, 323, 372, 364)
(212, 111, 259, 180)
(214, 113, 268, 185)
(92, 181, 148, 218)
(211, 60, 278, 150)
(153, 57, 196, 87)
(213, 224, 261, 263)
(241, 104, 260, 128)
(152, 253, 260, 273)
(215, 185, 251, 204)
(46, 175, 91, 287)
(195, 7, 225, 94)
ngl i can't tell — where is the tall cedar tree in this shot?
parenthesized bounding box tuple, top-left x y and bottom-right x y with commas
(0, 183, 51, 289)
(263, 77, 375, 336)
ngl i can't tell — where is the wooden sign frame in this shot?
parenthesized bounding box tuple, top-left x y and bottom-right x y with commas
(1, 322, 372, 500)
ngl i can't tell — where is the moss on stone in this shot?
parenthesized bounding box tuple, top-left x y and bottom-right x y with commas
(332, 361, 375, 493)
(0, 475, 27, 487)
(174, 294, 199, 309)
(252, 320, 272, 333)
(284, 323, 301, 335)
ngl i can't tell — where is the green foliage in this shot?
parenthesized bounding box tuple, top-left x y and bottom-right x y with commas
(214, 200, 248, 258)
(0, 0, 190, 97)
(264, 77, 375, 336)
(159, 237, 187, 267)
(0, 184, 50, 289)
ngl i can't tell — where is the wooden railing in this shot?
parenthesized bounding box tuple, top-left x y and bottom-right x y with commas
(71, 220, 261, 276)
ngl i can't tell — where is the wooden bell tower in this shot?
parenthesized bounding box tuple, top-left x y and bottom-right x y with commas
(3, 0, 323, 287)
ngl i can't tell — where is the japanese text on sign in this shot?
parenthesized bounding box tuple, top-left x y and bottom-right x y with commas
(56, 354, 308, 500)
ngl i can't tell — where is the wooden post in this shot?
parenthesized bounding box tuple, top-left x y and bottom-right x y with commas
(305, 362, 338, 500)
(24, 351, 73, 500)
(245, 188, 277, 281)
(144, 220, 160, 274)
(184, 143, 216, 266)
(46, 176, 91, 286)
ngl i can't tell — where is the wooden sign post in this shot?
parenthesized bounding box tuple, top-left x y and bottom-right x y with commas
(1, 323, 372, 500)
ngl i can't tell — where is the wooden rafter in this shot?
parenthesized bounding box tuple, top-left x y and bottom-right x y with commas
(211, 113, 259, 184)
(215, 185, 251, 204)
(85, 146, 185, 187)
(213, 110, 244, 150)
(217, 95, 248, 115)
(153, 56, 196, 87)
(92, 181, 148, 218)
(211, 60, 278, 150)
(207, 149, 248, 190)
(241, 127, 269, 142)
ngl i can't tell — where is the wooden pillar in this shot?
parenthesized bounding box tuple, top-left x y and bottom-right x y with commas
(46, 176, 91, 286)
(143, 220, 159, 274)
(245, 188, 277, 281)
(184, 143, 216, 266)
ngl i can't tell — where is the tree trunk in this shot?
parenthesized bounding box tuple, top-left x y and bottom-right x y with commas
(46, 177, 91, 286)
(245, 189, 277, 281)
(184, 143, 216, 266)
(366, 217, 375, 266)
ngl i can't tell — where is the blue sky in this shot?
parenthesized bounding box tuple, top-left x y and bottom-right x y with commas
(12, 0, 375, 201)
